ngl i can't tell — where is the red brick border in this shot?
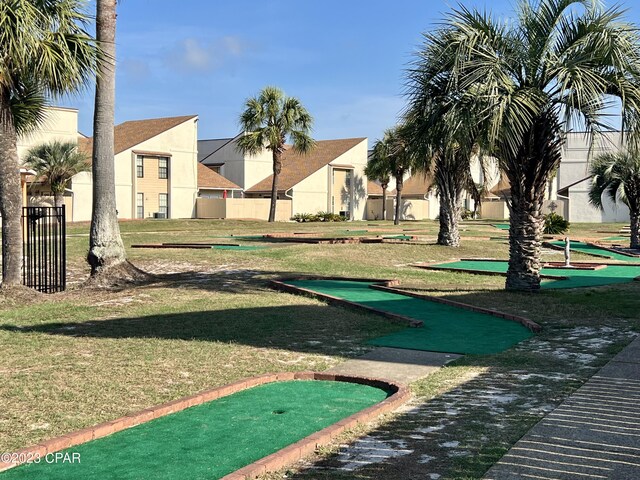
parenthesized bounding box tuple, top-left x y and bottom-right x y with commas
(413, 259, 569, 280)
(270, 278, 422, 327)
(270, 276, 541, 332)
(131, 243, 242, 249)
(587, 242, 640, 258)
(542, 262, 607, 270)
(0, 372, 409, 478)
(542, 240, 640, 261)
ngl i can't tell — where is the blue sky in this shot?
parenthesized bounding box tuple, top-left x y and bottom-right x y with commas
(63, 0, 640, 145)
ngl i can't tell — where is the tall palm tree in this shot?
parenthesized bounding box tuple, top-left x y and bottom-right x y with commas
(405, 75, 485, 247)
(432, 149, 485, 246)
(371, 127, 415, 226)
(24, 140, 90, 207)
(237, 86, 315, 222)
(365, 151, 392, 221)
(407, 0, 640, 290)
(88, 0, 127, 276)
(0, 0, 96, 287)
(589, 151, 640, 249)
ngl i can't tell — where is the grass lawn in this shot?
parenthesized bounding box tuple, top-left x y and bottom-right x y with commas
(1, 218, 639, 479)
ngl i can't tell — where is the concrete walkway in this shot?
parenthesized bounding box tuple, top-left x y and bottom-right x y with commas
(484, 336, 640, 480)
(327, 347, 460, 384)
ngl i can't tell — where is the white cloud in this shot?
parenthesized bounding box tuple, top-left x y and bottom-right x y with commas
(164, 36, 249, 73)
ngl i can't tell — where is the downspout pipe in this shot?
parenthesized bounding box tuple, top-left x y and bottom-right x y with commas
(285, 188, 294, 220)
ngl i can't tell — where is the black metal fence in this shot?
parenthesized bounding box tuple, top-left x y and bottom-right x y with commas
(22, 206, 66, 293)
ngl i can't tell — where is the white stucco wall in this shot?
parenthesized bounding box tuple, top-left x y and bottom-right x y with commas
(291, 165, 331, 215)
(69, 172, 93, 222)
(567, 180, 630, 223)
(17, 107, 79, 160)
(118, 117, 198, 220)
(328, 139, 369, 220)
(559, 132, 629, 223)
(201, 135, 273, 190)
(67, 117, 198, 222)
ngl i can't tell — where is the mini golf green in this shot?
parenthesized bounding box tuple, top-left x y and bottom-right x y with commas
(383, 234, 415, 240)
(287, 279, 533, 354)
(427, 260, 640, 289)
(492, 223, 510, 230)
(602, 236, 630, 242)
(1, 380, 387, 480)
(548, 240, 640, 263)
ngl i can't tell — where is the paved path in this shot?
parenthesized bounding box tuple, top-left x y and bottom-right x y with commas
(327, 347, 460, 384)
(484, 336, 640, 480)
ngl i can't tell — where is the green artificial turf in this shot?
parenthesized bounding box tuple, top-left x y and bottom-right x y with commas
(602, 236, 630, 242)
(1, 381, 387, 480)
(548, 240, 640, 263)
(383, 235, 414, 240)
(428, 260, 640, 289)
(492, 223, 510, 230)
(287, 279, 533, 355)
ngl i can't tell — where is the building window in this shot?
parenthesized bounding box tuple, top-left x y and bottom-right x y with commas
(158, 157, 168, 179)
(136, 193, 144, 219)
(136, 156, 144, 178)
(210, 165, 221, 174)
(159, 193, 168, 218)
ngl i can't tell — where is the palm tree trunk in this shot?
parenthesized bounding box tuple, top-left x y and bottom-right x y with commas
(268, 150, 282, 223)
(437, 187, 461, 247)
(87, 0, 126, 274)
(0, 89, 23, 287)
(506, 189, 545, 291)
(394, 175, 403, 226)
(381, 186, 387, 220)
(631, 209, 640, 250)
(53, 190, 64, 208)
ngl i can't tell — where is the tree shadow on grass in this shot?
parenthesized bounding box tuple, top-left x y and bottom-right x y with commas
(0, 304, 403, 357)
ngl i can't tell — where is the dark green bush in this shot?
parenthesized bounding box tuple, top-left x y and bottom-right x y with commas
(291, 213, 316, 222)
(543, 212, 570, 234)
(291, 211, 346, 222)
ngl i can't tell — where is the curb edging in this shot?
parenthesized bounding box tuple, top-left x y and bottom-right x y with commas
(0, 372, 409, 479)
(270, 278, 422, 327)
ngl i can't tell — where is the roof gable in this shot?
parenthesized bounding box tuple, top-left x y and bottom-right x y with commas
(114, 115, 197, 154)
(81, 115, 197, 159)
(197, 163, 241, 190)
(246, 137, 366, 192)
(402, 173, 433, 196)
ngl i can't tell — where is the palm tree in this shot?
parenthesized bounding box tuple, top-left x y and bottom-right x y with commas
(237, 86, 315, 222)
(88, 0, 127, 276)
(24, 141, 90, 207)
(365, 151, 392, 221)
(433, 150, 485, 246)
(406, 0, 640, 290)
(371, 127, 415, 226)
(589, 151, 640, 249)
(0, 0, 96, 287)
(405, 75, 485, 246)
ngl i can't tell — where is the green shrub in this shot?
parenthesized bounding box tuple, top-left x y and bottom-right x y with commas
(291, 213, 316, 222)
(316, 211, 346, 222)
(292, 211, 346, 222)
(543, 212, 570, 234)
(461, 208, 473, 220)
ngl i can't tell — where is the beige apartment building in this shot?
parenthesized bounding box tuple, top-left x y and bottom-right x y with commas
(200, 136, 370, 220)
(21, 109, 200, 222)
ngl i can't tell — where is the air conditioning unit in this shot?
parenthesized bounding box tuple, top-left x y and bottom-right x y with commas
(153, 212, 166, 219)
